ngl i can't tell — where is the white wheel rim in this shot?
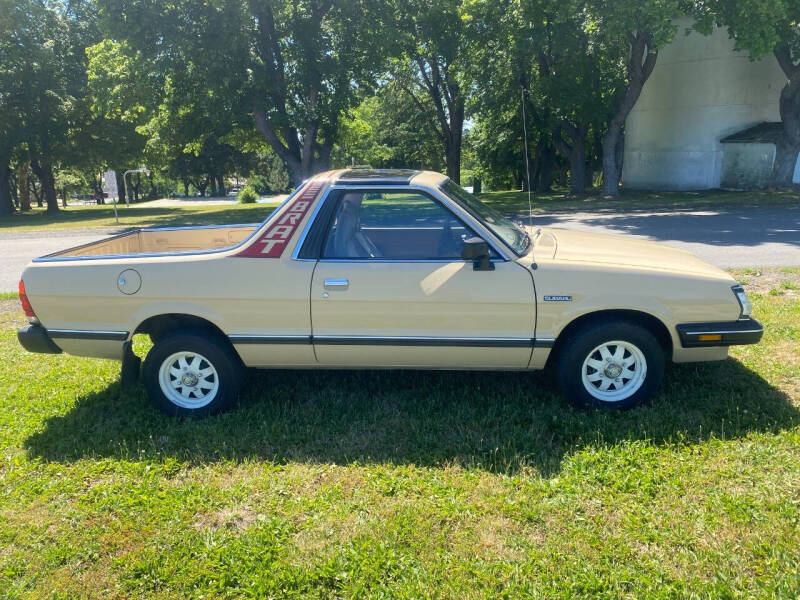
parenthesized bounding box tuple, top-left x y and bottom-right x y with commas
(158, 351, 220, 409)
(581, 340, 647, 402)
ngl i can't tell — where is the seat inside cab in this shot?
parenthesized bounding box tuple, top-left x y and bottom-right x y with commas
(322, 191, 480, 260)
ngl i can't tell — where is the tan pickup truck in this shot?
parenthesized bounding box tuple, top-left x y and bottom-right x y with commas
(17, 169, 762, 416)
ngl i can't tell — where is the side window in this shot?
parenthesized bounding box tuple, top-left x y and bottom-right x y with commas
(322, 191, 483, 260)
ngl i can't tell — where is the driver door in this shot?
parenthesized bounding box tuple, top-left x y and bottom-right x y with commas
(310, 189, 535, 368)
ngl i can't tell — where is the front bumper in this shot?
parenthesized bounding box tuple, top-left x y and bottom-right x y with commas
(676, 318, 763, 348)
(18, 325, 62, 354)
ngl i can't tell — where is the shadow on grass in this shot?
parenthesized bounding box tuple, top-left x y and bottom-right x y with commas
(24, 359, 798, 476)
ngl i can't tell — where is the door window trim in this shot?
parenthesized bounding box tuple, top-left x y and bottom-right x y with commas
(291, 185, 511, 262)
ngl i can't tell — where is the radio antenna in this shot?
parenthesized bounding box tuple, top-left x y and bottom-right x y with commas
(520, 87, 533, 230)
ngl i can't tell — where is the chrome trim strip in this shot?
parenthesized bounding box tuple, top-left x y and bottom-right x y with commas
(47, 329, 129, 341)
(290, 186, 335, 260)
(312, 335, 534, 348)
(229, 334, 312, 345)
(316, 258, 505, 264)
(226, 334, 550, 348)
(33, 186, 308, 263)
(684, 329, 763, 336)
(141, 223, 261, 232)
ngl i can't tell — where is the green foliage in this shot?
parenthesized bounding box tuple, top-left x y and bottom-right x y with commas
(95, 0, 395, 185)
(237, 186, 258, 204)
(692, 0, 799, 60)
(333, 92, 445, 172)
(248, 153, 290, 195)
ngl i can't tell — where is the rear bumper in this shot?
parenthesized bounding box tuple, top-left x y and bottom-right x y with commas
(17, 325, 62, 354)
(676, 318, 763, 348)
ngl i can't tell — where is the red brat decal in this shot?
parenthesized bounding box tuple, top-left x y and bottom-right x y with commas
(235, 181, 323, 258)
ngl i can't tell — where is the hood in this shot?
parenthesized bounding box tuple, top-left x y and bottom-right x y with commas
(536, 227, 732, 281)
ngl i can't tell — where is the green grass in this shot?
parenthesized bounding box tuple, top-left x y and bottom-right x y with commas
(1, 278, 799, 598)
(480, 187, 800, 215)
(0, 292, 18, 300)
(0, 201, 280, 232)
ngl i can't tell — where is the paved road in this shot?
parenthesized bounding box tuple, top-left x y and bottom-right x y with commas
(526, 205, 800, 268)
(1, 229, 114, 292)
(2, 205, 798, 292)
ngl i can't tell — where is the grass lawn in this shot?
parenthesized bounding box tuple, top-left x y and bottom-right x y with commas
(1, 270, 798, 598)
(480, 187, 800, 215)
(2, 188, 797, 233)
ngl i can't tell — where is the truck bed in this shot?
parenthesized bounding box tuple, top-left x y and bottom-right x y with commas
(42, 224, 260, 260)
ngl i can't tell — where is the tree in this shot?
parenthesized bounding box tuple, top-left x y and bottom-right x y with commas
(332, 90, 445, 171)
(467, 0, 553, 192)
(517, 0, 617, 195)
(393, 0, 471, 183)
(693, 0, 800, 187)
(0, 0, 27, 215)
(97, 0, 392, 187)
(587, 0, 681, 197)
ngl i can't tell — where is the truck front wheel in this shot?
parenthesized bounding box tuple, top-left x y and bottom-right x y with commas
(556, 319, 665, 410)
(143, 333, 243, 417)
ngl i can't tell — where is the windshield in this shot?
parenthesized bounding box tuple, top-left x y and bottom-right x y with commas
(441, 181, 531, 256)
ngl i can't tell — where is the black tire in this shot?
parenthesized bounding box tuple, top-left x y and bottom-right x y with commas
(555, 319, 665, 410)
(142, 332, 244, 417)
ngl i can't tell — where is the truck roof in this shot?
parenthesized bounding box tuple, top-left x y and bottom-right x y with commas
(333, 168, 448, 187)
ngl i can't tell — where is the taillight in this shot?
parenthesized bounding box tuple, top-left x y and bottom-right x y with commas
(19, 280, 37, 319)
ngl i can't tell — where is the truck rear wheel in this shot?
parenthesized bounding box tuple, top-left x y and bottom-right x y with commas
(556, 319, 664, 410)
(142, 333, 243, 417)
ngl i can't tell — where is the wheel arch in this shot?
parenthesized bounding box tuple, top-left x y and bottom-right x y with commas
(547, 309, 673, 366)
(133, 313, 243, 365)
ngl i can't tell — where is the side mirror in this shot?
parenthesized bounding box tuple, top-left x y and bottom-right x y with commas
(461, 237, 495, 271)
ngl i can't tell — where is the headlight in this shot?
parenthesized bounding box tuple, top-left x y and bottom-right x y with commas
(732, 285, 752, 319)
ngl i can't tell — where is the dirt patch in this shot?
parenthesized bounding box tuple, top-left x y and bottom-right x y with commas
(193, 506, 260, 532)
(0, 305, 25, 328)
(729, 267, 800, 296)
(0, 299, 19, 313)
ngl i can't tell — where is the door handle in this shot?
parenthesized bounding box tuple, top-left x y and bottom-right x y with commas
(324, 278, 349, 291)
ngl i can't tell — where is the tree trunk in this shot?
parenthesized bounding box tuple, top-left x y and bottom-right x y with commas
(446, 143, 461, 184)
(536, 141, 554, 193)
(183, 180, 190, 197)
(61, 187, 68, 208)
(114, 171, 125, 204)
(18, 162, 31, 211)
(601, 32, 658, 197)
(554, 122, 588, 196)
(0, 162, 13, 216)
(32, 181, 42, 207)
(9, 171, 18, 208)
(445, 103, 464, 184)
(772, 137, 800, 187)
(601, 127, 622, 196)
(253, 108, 306, 188)
(30, 159, 58, 213)
(131, 173, 142, 202)
(569, 141, 586, 196)
(770, 47, 800, 187)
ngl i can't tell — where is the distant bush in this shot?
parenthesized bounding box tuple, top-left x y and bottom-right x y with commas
(237, 186, 258, 204)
